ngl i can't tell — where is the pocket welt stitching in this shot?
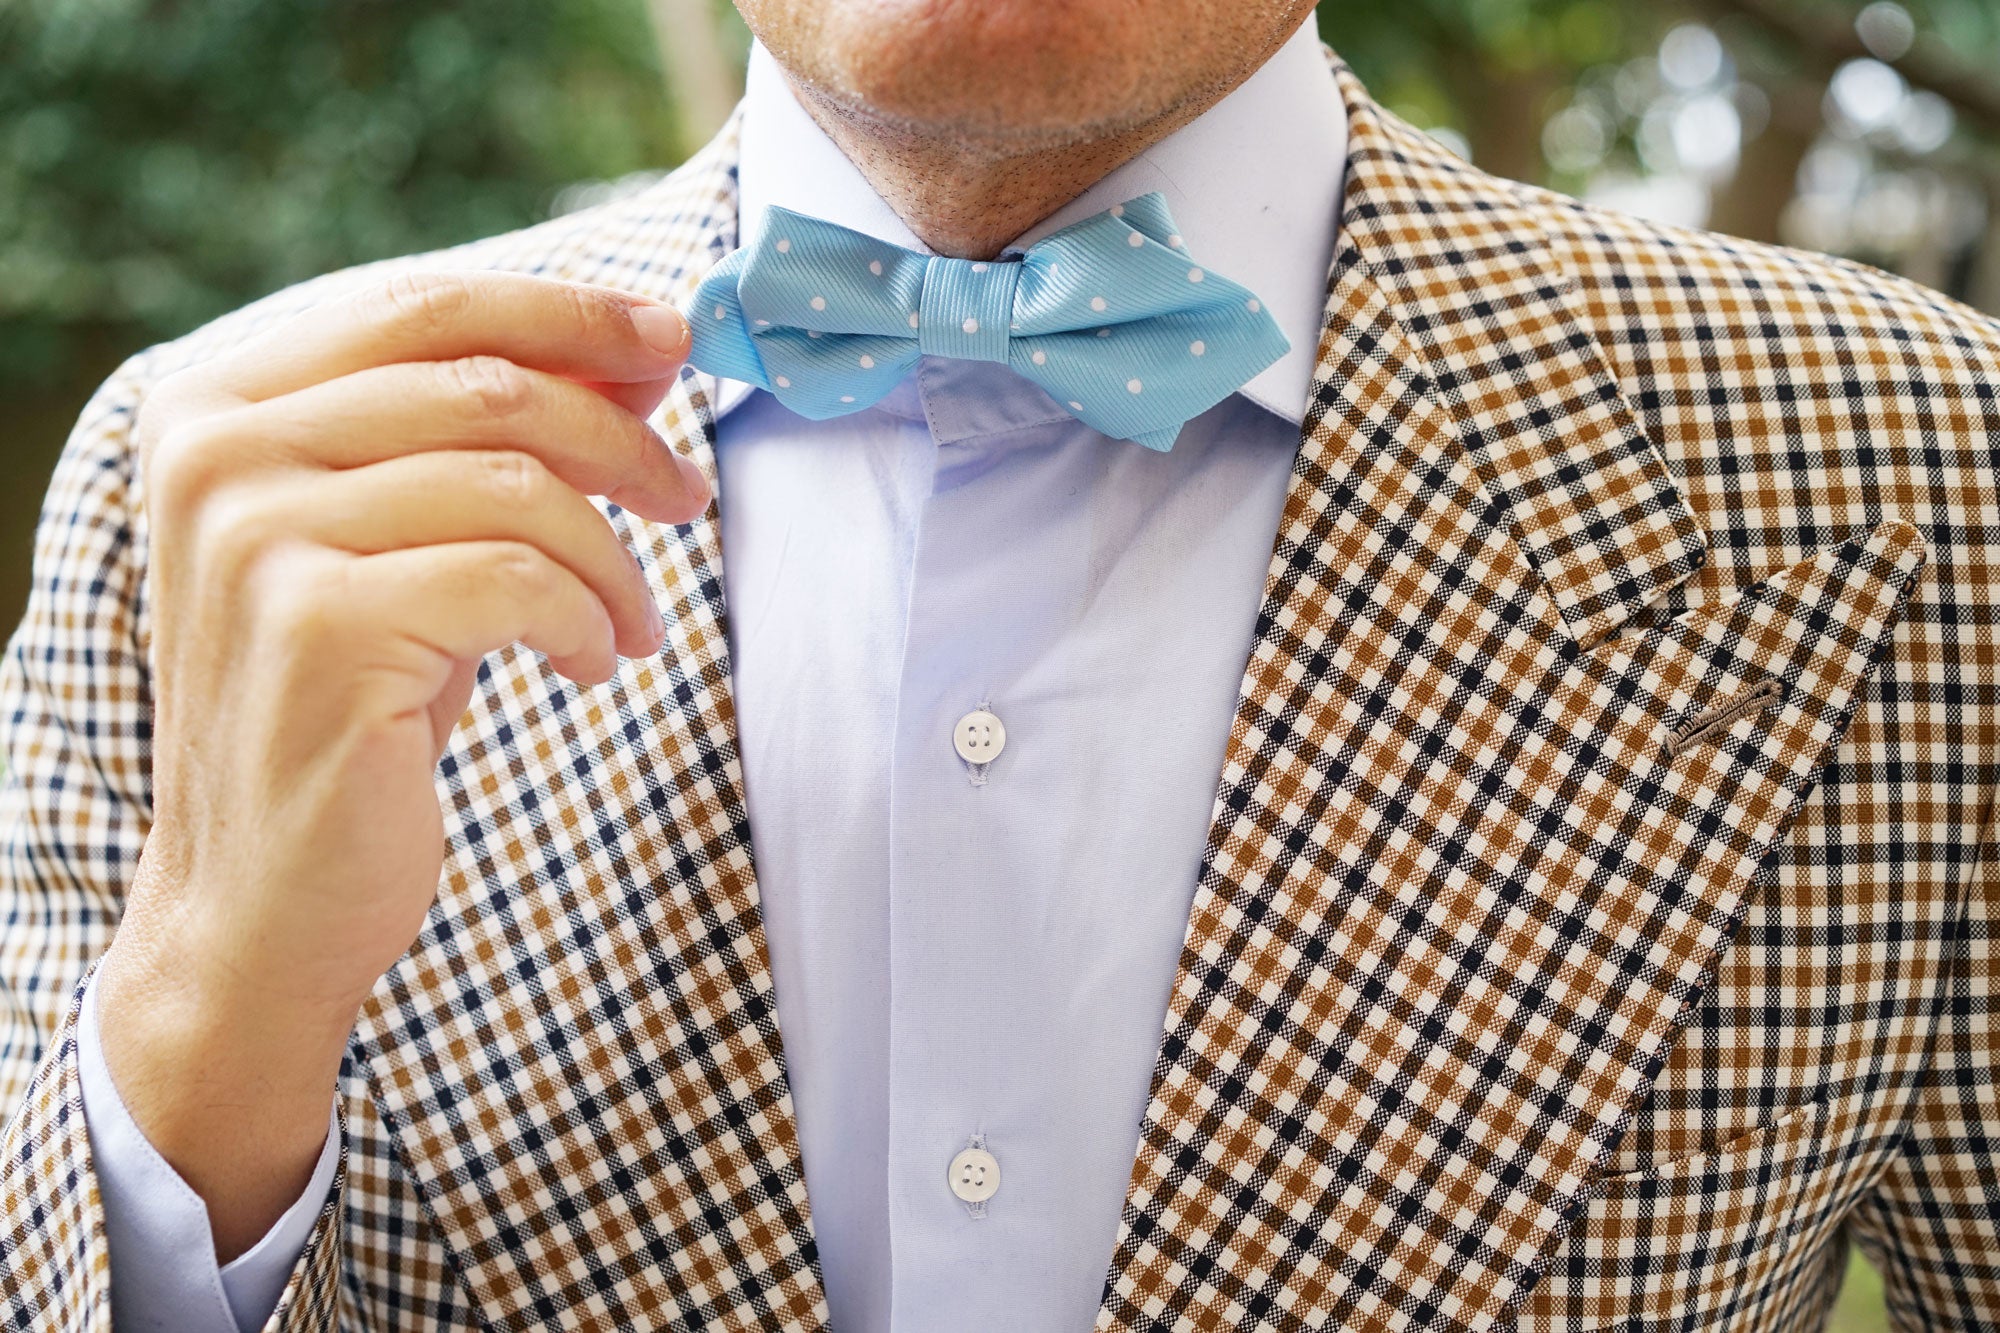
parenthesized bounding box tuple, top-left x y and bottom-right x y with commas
(1597, 1095, 1827, 1187)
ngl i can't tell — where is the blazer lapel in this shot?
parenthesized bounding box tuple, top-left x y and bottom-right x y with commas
(1096, 61, 1925, 1333)
(1332, 86, 1708, 651)
(348, 122, 831, 1332)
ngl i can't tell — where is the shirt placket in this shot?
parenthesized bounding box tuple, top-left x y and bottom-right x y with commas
(884, 359, 1081, 1326)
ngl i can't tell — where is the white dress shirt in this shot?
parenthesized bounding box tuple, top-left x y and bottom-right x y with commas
(75, 18, 1348, 1329)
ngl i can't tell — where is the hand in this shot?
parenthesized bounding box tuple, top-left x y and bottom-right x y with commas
(91, 270, 708, 1260)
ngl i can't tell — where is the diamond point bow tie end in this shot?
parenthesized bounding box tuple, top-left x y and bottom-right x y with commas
(683, 192, 1288, 452)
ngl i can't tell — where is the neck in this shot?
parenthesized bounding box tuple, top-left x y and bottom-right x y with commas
(785, 93, 1202, 261)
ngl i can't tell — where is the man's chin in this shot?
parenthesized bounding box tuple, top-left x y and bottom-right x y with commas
(739, 0, 1186, 145)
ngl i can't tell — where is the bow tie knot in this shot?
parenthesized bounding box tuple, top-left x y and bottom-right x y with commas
(688, 193, 1288, 452)
(916, 257, 1017, 362)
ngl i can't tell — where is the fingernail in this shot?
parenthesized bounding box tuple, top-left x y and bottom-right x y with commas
(646, 595, 665, 643)
(630, 304, 690, 360)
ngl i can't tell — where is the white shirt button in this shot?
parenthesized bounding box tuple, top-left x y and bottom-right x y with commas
(949, 1145, 1000, 1203)
(952, 709, 1006, 764)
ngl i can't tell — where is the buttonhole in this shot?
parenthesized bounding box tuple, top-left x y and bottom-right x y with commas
(1663, 677, 1785, 762)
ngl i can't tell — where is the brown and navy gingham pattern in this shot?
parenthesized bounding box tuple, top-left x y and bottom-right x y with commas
(1091, 71, 1929, 1328)
(5, 52, 1998, 1333)
(344, 234, 828, 1332)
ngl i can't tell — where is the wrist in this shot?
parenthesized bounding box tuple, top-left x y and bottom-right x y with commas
(93, 904, 355, 1258)
(95, 904, 359, 1105)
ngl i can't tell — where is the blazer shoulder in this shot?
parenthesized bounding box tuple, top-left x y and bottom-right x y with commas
(1519, 180, 2000, 381)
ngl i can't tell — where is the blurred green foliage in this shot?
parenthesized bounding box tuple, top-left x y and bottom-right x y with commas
(1329, 0, 2000, 132)
(1327, 0, 1645, 134)
(1832, 1246, 1890, 1333)
(0, 0, 699, 389)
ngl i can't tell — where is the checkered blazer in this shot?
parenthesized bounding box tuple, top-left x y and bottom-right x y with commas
(4, 54, 1997, 1333)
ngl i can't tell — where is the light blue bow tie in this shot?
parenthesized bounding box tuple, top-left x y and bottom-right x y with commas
(685, 193, 1289, 452)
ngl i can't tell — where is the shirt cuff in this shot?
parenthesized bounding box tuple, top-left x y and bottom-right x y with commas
(76, 968, 342, 1333)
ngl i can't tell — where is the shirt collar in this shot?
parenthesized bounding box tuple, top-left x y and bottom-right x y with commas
(718, 17, 1348, 427)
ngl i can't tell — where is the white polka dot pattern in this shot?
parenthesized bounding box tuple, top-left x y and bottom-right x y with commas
(684, 191, 1289, 450)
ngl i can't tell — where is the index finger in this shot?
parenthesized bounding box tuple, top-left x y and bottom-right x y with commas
(194, 269, 692, 404)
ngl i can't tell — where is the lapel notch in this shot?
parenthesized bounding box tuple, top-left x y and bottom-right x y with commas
(1332, 65, 1708, 650)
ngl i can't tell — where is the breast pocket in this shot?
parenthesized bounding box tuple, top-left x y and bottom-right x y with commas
(1516, 1097, 1831, 1332)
